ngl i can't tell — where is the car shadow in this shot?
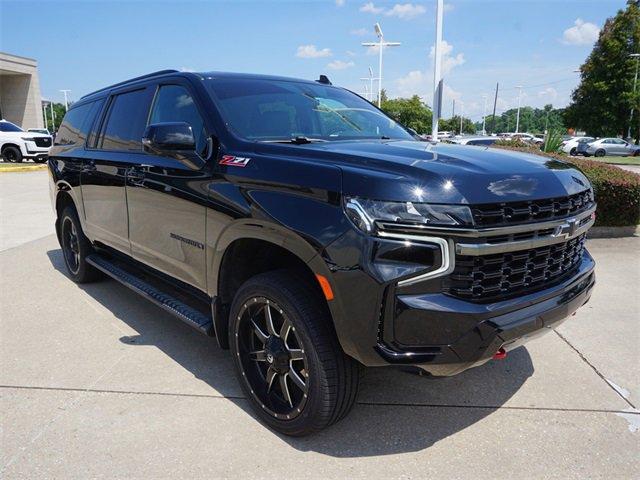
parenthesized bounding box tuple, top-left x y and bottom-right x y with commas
(47, 248, 534, 458)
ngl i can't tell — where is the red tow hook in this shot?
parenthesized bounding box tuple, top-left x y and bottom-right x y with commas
(493, 347, 507, 360)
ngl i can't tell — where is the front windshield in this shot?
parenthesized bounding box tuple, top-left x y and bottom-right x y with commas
(206, 77, 413, 142)
(0, 121, 24, 133)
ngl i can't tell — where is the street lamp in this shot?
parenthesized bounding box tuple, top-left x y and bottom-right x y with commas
(481, 94, 488, 135)
(360, 66, 379, 102)
(362, 23, 400, 107)
(431, 0, 444, 141)
(515, 85, 523, 133)
(628, 53, 640, 140)
(60, 90, 71, 111)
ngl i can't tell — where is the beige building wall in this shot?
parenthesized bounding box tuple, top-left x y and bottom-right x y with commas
(0, 52, 44, 129)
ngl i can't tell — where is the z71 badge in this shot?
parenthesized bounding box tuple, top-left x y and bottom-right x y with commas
(219, 155, 251, 167)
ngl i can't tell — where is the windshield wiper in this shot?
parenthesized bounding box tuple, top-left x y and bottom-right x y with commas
(259, 136, 328, 145)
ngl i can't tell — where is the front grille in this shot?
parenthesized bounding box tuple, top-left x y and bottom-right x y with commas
(34, 137, 52, 148)
(471, 190, 593, 227)
(447, 234, 587, 301)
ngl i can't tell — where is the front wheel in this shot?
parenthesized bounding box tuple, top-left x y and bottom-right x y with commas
(229, 270, 359, 436)
(2, 146, 22, 163)
(570, 147, 577, 156)
(594, 149, 606, 157)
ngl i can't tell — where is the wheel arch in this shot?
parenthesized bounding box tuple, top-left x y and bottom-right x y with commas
(53, 181, 85, 243)
(209, 221, 344, 350)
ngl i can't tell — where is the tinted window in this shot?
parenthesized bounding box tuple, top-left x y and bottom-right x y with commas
(0, 121, 23, 132)
(55, 102, 95, 146)
(100, 89, 150, 151)
(206, 78, 413, 142)
(149, 85, 207, 154)
(467, 139, 496, 146)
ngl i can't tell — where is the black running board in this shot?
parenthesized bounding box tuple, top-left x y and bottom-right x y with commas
(86, 254, 213, 335)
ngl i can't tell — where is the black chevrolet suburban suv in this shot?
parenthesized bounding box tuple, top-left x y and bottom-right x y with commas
(49, 70, 596, 436)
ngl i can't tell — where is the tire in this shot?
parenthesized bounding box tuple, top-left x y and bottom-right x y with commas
(59, 205, 102, 283)
(2, 146, 22, 163)
(594, 149, 606, 157)
(634, 150, 640, 157)
(570, 147, 577, 156)
(229, 270, 360, 436)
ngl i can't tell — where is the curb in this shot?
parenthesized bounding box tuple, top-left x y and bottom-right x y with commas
(0, 164, 47, 173)
(587, 225, 640, 239)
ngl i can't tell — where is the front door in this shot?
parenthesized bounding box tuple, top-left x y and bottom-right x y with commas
(126, 83, 210, 291)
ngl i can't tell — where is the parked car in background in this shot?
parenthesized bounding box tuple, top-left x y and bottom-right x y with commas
(0, 120, 52, 163)
(561, 136, 595, 156)
(28, 128, 51, 135)
(451, 136, 500, 146)
(505, 133, 544, 145)
(583, 138, 640, 157)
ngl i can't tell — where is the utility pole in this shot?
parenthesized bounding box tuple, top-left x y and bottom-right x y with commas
(515, 85, 523, 133)
(431, 0, 444, 141)
(628, 53, 640, 140)
(490, 83, 499, 135)
(362, 23, 400, 107)
(459, 102, 464, 134)
(60, 90, 71, 111)
(481, 94, 488, 135)
(452, 99, 455, 118)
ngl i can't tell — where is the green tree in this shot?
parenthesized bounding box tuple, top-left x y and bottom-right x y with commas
(564, 2, 640, 138)
(380, 95, 433, 134)
(43, 102, 68, 132)
(439, 116, 475, 134)
(478, 105, 566, 134)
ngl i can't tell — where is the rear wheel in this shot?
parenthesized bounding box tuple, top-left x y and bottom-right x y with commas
(59, 206, 102, 283)
(2, 146, 22, 163)
(229, 270, 359, 436)
(594, 149, 606, 157)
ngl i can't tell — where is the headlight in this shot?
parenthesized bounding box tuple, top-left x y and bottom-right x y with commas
(21, 137, 37, 142)
(344, 197, 473, 234)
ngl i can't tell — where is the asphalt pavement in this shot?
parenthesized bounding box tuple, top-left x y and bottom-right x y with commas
(1, 170, 638, 479)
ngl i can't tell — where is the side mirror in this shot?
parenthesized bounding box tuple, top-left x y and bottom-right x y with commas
(142, 122, 205, 170)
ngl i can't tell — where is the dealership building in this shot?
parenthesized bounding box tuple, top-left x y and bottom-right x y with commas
(0, 52, 45, 129)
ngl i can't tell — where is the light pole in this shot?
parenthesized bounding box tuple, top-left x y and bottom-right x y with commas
(627, 53, 640, 140)
(431, 0, 444, 141)
(459, 102, 464, 134)
(481, 94, 488, 135)
(360, 67, 379, 102)
(515, 85, 523, 133)
(60, 90, 71, 111)
(362, 23, 400, 107)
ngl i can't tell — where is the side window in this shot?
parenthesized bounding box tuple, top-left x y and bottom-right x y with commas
(100, 89, 150, 151)
(149, 85, 207, 155)
(54, 102, 94, 146)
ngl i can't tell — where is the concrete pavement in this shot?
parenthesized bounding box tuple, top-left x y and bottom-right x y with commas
(1, 171, 638, 478)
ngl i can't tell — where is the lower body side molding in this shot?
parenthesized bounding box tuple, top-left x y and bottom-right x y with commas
(86, 254, 213, 335)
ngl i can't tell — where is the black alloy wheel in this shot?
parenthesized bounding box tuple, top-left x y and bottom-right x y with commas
(62, 215, 81, 275)
(235, 297, 309, 420)
(229, 270, 360, 436)
(2, 146, 22, 163)
(59, 206, 102, 283)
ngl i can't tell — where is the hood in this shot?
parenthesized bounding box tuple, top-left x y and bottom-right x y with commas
(255, 140, 591, 204)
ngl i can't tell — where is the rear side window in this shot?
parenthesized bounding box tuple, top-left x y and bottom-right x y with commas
(55, 102, 96, 146)
(149, 85, 207, 155)
(100, 89, 150, 151)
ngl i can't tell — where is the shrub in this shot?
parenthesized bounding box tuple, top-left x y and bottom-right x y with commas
(492, 144, 640, 227)
(543, 129, 564, 153)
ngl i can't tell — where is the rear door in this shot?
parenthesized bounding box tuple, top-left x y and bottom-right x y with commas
(125, 81, 210, 291)
(81, 87, 153, 254)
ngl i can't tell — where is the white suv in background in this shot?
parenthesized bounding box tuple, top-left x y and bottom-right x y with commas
(0, 120, 52, 163)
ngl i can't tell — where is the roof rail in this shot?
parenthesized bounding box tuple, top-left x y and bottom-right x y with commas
(80, 69, 180, 99)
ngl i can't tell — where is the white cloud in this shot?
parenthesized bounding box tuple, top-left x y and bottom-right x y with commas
(336, 0, 346, 6)
(396, 70, 428, 98)
(328, 60, 356, 70)
(562, 18, 600, 46)
(350, 27, 369, 36)
(346, 50, 356, 57)
(360, 2, 384, 14)
(429, 40, 465, 75)
(296, 45, 332, 58)
(385, 3, 426, 20)
(538, 87, 558, 101)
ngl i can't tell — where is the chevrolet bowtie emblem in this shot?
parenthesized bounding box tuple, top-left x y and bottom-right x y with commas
(555, 218, 579, 239)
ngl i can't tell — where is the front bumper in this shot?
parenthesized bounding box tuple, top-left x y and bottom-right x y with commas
(375, 251, 595, 376)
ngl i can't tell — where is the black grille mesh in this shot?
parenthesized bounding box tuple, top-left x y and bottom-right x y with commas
(448, 234, 587, 301)
(471, 190, 593, 227)
(34, 137, 52, 147)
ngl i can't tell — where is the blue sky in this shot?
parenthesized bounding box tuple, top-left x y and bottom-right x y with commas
(1, 0, 623, 120)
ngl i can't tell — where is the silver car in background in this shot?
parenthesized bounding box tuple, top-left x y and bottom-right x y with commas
(584, 138, 640, 157)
